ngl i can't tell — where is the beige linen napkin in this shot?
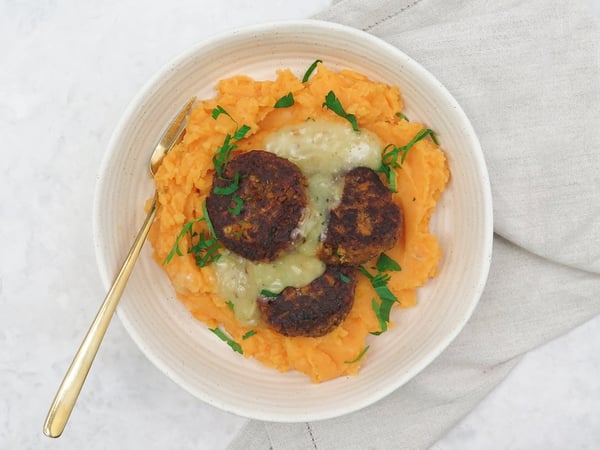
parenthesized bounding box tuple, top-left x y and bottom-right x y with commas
(229, 0, 600, 448)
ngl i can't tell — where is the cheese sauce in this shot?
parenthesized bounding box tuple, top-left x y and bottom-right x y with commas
(213, 120, 383, 324)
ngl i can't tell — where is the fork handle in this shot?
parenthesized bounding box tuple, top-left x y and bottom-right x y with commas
(43, 200, 157, 438)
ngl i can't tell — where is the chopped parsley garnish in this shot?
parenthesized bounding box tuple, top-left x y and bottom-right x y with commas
(322, 90, 359, 132)
(210, 109, 251, 216)
(211, 104, 233, 121)
(210, 327, 243, 354)
(163, 201, 221, 267)
(234, 124, 251, 140)
(274, 92, 295, 108)
(339, 273, 351, 284)
(212, 133, 236, 178)
(211, 105, 251, 177)
(228, 195, 244, 215)
(242, 330, 257, 340)
(302, 59, 322, 82)
(202, 200, 217, 238)
(188, 231, 221, 267)
(213, 171, 242, 195)
(226, 300, 235, 311)
(344, 346, 370, 364)
(396, 112, 409, 121)
(375, 252, 402, 273)
(163, 217, 205, 265)
(360, 252, 402, 335)
(260, 289, 279, 298)
(370, 299, 387, 335)
(377, 128, 436, 191)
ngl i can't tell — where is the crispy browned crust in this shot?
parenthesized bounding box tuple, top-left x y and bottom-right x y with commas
(258, 266, 357, 337)
(206, 150, 308, 262)
(318, 167, 402, 265)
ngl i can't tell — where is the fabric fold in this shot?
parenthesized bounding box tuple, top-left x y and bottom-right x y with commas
(229, 0, 600, 448)
(229, 237, 600, 449)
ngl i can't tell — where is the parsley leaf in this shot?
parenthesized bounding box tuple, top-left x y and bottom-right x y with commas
(213, 171, 242, 195)
(260, 289, 279, 298)
(163, 217, 204, 264)
(375, 253, 401, 273)
(302, 59, 322, 82)
(344, 346, 370, 364)
(274, 92, 295, 108)
(376, 128, 436, 191)
(228, 195, 244, 215)
(164, 201, 221, 267)
(188, 231, 221, 267)
(396, 112, 409, 122)
(211, 105, 251, 141)
(211, 103, 250, 177)
(202, 201, 217, 238)
(322, 90, 359, 132)
(242, 330, 257, 340)
(360, 262, 399, 335)
(212, 124, 249, 217)
(210, 327, 243, 354)
(211, 105, 234, 121)
(226, 300, 235, 311)
(234, 124, 251, 140)
(375, 146, 397, 191)
(371, 273, 397, 305)
(340, 273, 351, 284)
(212, 125, 250, 180)
(370, 299, 388, 335)
(212, 134, 236, 178)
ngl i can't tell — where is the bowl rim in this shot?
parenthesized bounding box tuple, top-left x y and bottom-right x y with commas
(93, 18, 493, 422)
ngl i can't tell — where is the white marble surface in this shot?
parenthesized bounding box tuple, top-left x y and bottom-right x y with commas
(1, 1, 599, 449)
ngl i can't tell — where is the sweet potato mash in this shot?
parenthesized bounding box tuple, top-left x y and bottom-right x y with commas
(148, 62, 449, 382)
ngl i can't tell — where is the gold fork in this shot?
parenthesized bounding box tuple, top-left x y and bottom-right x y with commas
(43, 97, 196, 438)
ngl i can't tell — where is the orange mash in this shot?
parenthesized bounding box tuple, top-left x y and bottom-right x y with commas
(148, 63, 449, 382)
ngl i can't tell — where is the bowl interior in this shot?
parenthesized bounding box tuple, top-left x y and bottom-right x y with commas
(93, 20, 492, 422)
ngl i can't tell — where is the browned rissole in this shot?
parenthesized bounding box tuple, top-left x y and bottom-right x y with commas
(319, 167, 402, 266)
(209, 161, 402, 337)
(258, 266, 357, 337)
(206, 150, 308, 262)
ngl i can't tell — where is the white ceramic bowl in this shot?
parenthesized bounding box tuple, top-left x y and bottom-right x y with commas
(93, 20, 493, 422)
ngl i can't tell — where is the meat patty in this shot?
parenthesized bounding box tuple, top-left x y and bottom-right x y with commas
(319, 167, 402, 265)
(258, 266, 357, 337)
(206, 150, 307, 262)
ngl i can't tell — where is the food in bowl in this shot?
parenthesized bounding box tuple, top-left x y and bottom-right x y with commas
(148, 61, 449, 383)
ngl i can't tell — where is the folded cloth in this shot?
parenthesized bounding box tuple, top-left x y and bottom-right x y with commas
(229, 0, 600, 448)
